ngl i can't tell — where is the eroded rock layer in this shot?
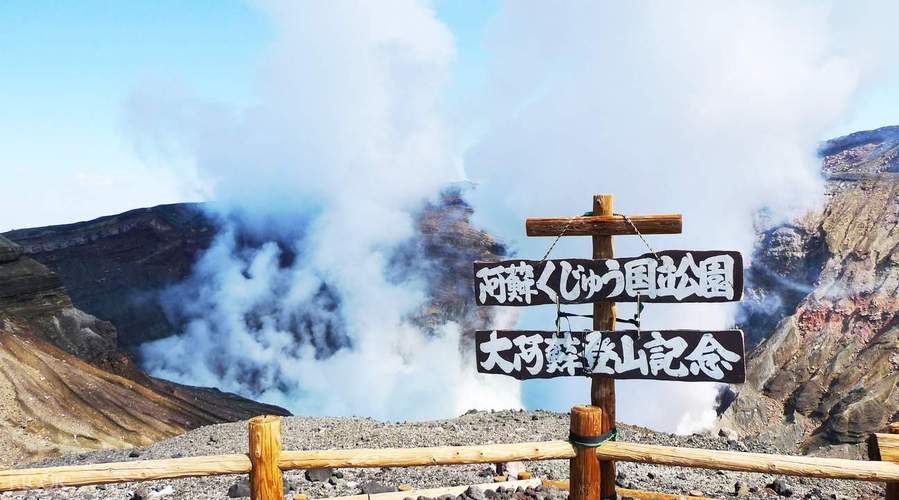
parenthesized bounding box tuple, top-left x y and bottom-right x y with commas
(0, 236, 287, 466)
(723, 126, 899, 455)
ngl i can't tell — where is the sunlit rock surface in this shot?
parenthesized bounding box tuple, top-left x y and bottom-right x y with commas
(723, 125, 899, 456)
(0, 235, 287, 466)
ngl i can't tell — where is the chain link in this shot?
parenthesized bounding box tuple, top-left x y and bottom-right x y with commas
(540, 215, 580, 261)
(614, 212, 661, 261)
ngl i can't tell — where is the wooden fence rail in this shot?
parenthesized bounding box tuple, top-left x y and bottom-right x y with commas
(1, 412, 898, 499)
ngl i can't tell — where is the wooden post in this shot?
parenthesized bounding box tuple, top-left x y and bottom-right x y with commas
(570, 405, 603, 500)
(249, 415, 284, 500)
(889, 424, 899, 500)
(590, 194, 616, 499)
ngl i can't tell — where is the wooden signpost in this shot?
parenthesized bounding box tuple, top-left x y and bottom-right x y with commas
(471, 194, 746, 500)
(473, 250, 743, 306)
(476, 330, 745, 383)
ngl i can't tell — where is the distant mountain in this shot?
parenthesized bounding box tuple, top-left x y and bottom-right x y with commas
(722, 125, 899, 457)
(5, 203, 218, 351)
(3, 191, 507, 355)
(11, 130, 897, 461)
(0, 191, 507, 462)
(0, 233, 287, 466)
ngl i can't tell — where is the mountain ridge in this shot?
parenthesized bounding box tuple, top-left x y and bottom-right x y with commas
(0, 233, 288, 466)
(721, 125, 899, 456)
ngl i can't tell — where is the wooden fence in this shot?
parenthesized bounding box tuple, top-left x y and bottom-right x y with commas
(1, 407, 898, 500)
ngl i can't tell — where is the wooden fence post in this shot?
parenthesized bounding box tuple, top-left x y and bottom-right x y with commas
(249, 415, 284, 500)
(590, 194, 616, 499)
(889, 423, 899, 500)
(570, 405, 603, 500)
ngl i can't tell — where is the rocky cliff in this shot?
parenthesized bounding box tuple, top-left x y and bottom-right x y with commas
(4, 204, 217, 351)
(722, 125, 899, 456)
(0, 191, 505, 463)
(3, 191, 506, 356)
(0, 235, 287, 466)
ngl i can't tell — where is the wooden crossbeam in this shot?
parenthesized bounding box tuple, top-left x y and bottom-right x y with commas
(525, 214, 682, 237)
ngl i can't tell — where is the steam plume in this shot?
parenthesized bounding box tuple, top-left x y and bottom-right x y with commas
(128, 1, 899, 432)
(465, 0, 899, 432)
(130, 1, 520, 419)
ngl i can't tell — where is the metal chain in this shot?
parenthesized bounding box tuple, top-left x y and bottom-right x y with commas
(614, 212, 661, 262)
(540, 215, 580, 261)
(544, 211, 658, 340)
(613, 213, 655, 339)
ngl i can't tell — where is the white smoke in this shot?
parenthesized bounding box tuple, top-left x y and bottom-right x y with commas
(464, 1, 899, 433)
(130, 0, 521, 419)
(127, 0, 899, 432)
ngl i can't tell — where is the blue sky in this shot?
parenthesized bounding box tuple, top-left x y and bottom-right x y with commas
(0, 0, 896, 231)
(0, 0, 502, 230)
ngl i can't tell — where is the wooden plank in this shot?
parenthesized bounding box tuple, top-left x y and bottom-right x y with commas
(590, 194, 617, 500)
(543, 480, 711, 499)
(279, 441, 577, 470)
(873, 433, 899, 463)
(526, 214, 682, 237)
(324, 479, 543, 500)
(249, 415, 283, 500)
(6, 439, 899, 493)
(475, 330, 746, 383)
(569, 405, 602, 500)
(874, 423, 899, 500)
(0, 454, 251, 492)
(615, 489, 710, 500)
(473, 250, 743, 306)
(596, 441, 899, 482)
(279, 440, 899, 481)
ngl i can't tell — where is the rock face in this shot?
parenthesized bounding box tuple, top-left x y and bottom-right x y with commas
(4, 203, 218, 350)
(0, 190, 504, 463)
(0, 236, 287, 466)
(722, 125, 899, 454)
(3, 191, 506, 356)
(398, 188, 508, 335)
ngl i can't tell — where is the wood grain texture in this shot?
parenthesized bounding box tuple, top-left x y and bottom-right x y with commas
(0, 454, 251, 492)
(5, 438, 899, 493)
(884, 426, 899, 500)
(279, 441, 577, 470)
(875, 433, 899, 463)
(569, 406, 603, 500)
(249, 415, 283, 500)
(596, 441, 899, 481)
(526, 214, 682, 237)
(590, 195, 616, 500)
(542, 480, 711, 499)
(327, 478, 542, 500)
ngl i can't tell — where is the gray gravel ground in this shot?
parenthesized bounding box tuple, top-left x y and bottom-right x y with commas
(0, 410, 884, 499)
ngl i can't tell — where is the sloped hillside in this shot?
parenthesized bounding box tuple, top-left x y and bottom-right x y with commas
(0, 235, 287, 466)
(722, 126, 899, 455)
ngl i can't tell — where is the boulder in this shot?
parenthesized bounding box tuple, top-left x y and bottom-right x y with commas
(305, 468, 333, 482)
(361, 482, 397, 494)
(0, 235, 21, 263)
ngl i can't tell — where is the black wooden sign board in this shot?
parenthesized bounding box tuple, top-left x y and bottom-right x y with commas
(475, 329, 745, 383)
(473, 250, 743, 306)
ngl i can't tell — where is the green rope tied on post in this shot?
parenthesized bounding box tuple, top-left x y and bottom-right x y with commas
(569, 428, 618, 448)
